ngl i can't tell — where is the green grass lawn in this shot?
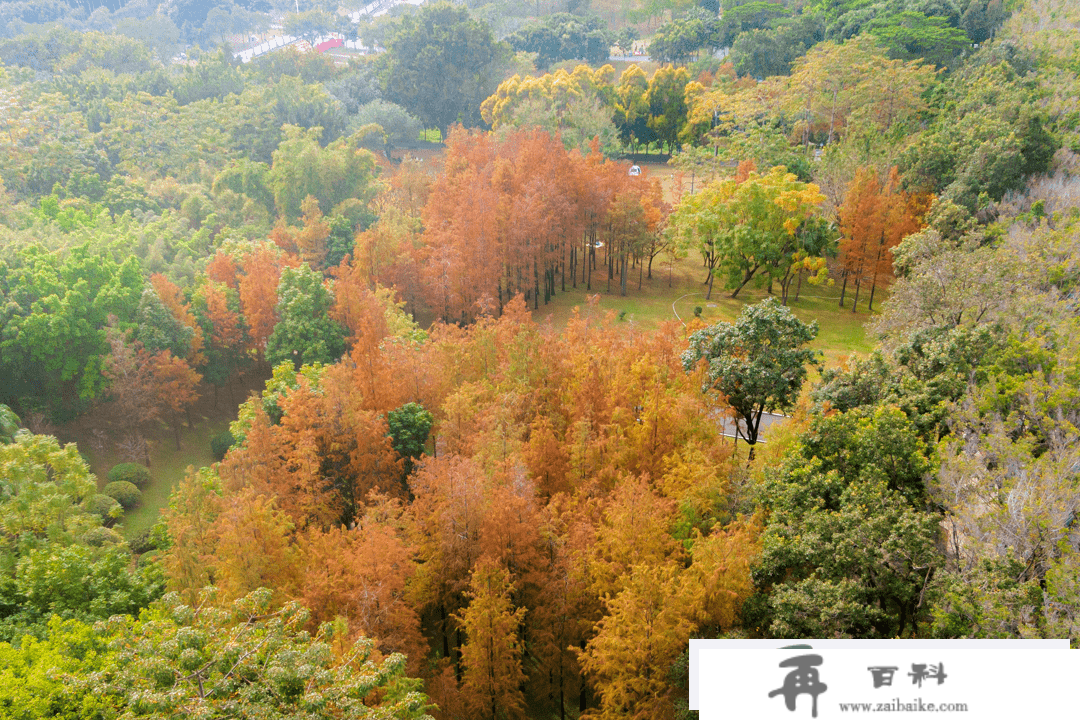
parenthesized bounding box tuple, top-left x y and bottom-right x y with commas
(58, 374, 269, 540)
(68, 416, 228, 540)
(531, 255, 878, 371)
(117, 419, 226, 538)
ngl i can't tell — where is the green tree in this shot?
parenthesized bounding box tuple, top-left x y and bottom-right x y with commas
(212, 160, 276, 216)
(378, 2, 510, 137)
(750, 407, 940, 638)
(507, 13, 612, 71)
(284, 10, 335, 48)
(98, 588, 432, 719)
(682, 298, 821, 449)
(667, 166, 828, 299)
(718, 0, 791, 47)
(269, 124, 381, 223)
(613, 64, 656, 153)
(266, 264, 347, 370)
(386, 402, 434, 479)
(729, 14, 826, 79)
(645, 65, 690, 154)
(0, 245, 143, 419)
(115, 13, 181, 63)
(867, 11, 971, 67)
(0, 405, 19, 444)
(648, 8, 723, 65)
(352, 99, 425, 157)
(0, 433, 162, 637)
(0, 616, 119, 720)
(961, 0, 1009, 44)
(134, 286, 194, 359)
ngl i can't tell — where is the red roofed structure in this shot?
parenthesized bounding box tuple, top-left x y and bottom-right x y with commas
(315, 38, 344, 53)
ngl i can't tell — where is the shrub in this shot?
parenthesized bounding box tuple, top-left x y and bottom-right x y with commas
(107, 462, 152, 489)
(210, 430, 236, 462)
(694, 306, 703, 317)
(85, 493, 123, 525)
(82, 526, 124, 547)
(129, 525, 167, 555)
(103, 480, 141, 510)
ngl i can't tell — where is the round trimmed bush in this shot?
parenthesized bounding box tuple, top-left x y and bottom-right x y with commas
(103, 480, 142, 510)
(107, 462, 152, 489)
(210, 431, 236, 462)
(82, 526, 124, 547)
(128, 527, 167, 555)
(86, 493, 123, 525)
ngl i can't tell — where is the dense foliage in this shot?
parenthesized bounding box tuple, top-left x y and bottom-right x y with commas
(1, 0, 1079, 718)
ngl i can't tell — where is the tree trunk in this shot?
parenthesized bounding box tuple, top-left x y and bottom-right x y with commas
(729, 265, 761, 298)
(587, 243, 593, 291)
(440, 605, 450, 660)
(706, 269, 715, 299)
(868, 243, 883, 312)
(571, 244, 577, 289)
(561, 243, 566, 292)
(839, 271, 848, 307)
(580, 640, 588, 713)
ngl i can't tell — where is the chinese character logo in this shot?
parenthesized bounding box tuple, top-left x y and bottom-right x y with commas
(769, 654, 828, 718)
(909, 663, 947, 687)
(867, 666, 899, 688)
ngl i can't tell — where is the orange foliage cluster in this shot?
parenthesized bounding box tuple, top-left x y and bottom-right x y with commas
(206, 242, 300, 353)
(837, 166, 932, 313)
(163, 296, 760, 719)
(364, 127, 668, 325)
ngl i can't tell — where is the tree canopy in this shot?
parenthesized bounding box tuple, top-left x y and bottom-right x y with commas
(682, 298, 821, 448)
(377, 2, 510, 136)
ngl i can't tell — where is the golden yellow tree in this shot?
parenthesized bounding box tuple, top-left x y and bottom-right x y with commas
(455, 558, 528, 720)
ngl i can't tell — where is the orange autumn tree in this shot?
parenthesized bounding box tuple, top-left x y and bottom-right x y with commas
(150, 273, 205, 366)
(221, 372, 405, 529)
(209, 487, 299, 603)
(270, 195, 331, 271)
(206, 249, 240, 289)
(171, 279, 753, 718)
(421, 129, 502, 322)
(578, 561, 702, 720)
(838, 165, 929, 312)
(194, 279, 247, 405)
(407, 454, 488, 666)
(416, 128, 659, 322)
(147, 349, 202, 450)
(235, 242, 299, 354)
(299, 497, 425, 672)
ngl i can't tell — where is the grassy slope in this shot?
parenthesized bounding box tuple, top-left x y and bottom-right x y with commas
(531, 253, 876, 372)
(526, 157, 878, 369)
(57, 373, 269, 539)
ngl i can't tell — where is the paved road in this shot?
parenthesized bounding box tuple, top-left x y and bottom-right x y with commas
(717, 411, 789, 444)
